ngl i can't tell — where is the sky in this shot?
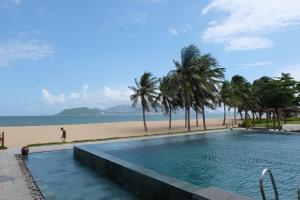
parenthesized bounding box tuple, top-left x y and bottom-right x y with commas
(1, 0, 300, 115)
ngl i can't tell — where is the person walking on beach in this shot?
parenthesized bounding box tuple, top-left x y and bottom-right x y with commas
(60, 127, 66, 143)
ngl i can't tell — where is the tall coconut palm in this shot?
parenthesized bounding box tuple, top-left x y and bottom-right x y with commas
(192, 100, 201, 127)
(168, 45, 200, 131)
(230, 75, 247, 124)
(194, 54, 225, 130)
(230, 75, 258, 124)
(219, 80, 232, 125)
(157, 76, 178, 130)
(129, 72, 158, 132)
(168, 45, 224, 131)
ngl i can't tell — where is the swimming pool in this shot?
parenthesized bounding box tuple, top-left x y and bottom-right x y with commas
(25, 150, 139, 200)
(75, 130, 300, 199)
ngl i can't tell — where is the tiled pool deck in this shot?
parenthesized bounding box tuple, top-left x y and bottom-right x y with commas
(0, 148, 31, 200)
(0, 145, 75, 200)
(0, 129, 251, 200)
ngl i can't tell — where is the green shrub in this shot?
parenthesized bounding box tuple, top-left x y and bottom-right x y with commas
(254, 119, 266, 124)
(242, 119, 253, 128)
(287, 117, 300, 121)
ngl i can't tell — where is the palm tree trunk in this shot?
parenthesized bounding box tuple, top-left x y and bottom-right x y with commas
(185, 109, 187, 128)
(260, 111, 263, 119)
(142, 106, 147, 132)
(238, 111, 243, 120)
(234, 107, 237, 125)
(202, 106, 206, 130)
(187, 106, 191, 132)
(196, 110, 199, 127)
(169, 110, 172, 130)
(273, 111, 276, 130)
(223, 104, 226, 126)
(245, 110, 248, 129)
(276, 108, 280, 128)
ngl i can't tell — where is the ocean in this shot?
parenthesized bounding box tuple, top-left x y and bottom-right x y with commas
(0, 112, 228, 127)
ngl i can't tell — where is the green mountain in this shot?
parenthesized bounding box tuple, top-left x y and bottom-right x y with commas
(104, 105, 142, 114)
(56, 107, 103, 116)
(56, 105, 142, 116)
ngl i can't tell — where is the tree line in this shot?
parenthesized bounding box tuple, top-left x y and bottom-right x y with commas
(129, 44, 300, 132)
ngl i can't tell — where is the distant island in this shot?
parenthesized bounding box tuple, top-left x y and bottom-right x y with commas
(55, 105, 142, 116)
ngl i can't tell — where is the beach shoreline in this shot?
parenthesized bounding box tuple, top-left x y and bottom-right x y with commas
(1, 118, 231, 148)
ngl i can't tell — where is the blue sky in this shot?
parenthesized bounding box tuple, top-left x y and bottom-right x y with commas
(1, 0, 300, 115)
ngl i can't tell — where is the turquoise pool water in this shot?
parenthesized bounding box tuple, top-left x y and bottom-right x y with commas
(94, 131, 300, 199)
(25, 150, 139, 200)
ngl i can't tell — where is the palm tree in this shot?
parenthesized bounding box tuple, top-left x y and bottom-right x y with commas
(230, 75, 247, 124)
(157, 76, 177, 130)
(194, 54, 225, 130)
(168, 45, 200, 131)
(168, 45, 224, 131)
(230, 75, 258, 124)
(219, 80, 232, 125)
(192, 101, 201, 127)
(129, 72, 158, 132)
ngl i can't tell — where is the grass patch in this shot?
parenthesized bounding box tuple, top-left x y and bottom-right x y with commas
(27, 142, 66, 147)
(286, 120, 300, 124)
(27, 127, 228, 148)
(242, 118, 300, 129)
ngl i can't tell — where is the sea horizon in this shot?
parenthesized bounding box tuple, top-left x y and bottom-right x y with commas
(0, 112, 233, 127)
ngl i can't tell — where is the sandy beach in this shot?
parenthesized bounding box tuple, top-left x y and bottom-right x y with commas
(1, 118, 231, 148)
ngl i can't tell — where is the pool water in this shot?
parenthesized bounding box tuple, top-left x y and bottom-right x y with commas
(25, 150, 139, 200)
(99, 131, 300, 199)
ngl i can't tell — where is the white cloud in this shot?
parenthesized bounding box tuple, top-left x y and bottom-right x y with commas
(43, 85, 133, 108)
(276, 64, 300, 81)
(202, 0, 300, 50)
(235, 62, 273, 68)
(69, 84, 89, 100)
(169, 24, 191, 35)
(169, 28, 179, 35)
(42, 90, 65, 105)
(0, 35, 53, 66)
(69, 92, 80, 100)
(225, 37, 273, 51)
(103, 86, 133, 101)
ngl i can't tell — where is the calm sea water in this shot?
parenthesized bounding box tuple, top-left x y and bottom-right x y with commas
(0, 112, 227, 127)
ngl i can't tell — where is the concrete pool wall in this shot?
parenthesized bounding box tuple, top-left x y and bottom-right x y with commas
(74, 145, 251, 200)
